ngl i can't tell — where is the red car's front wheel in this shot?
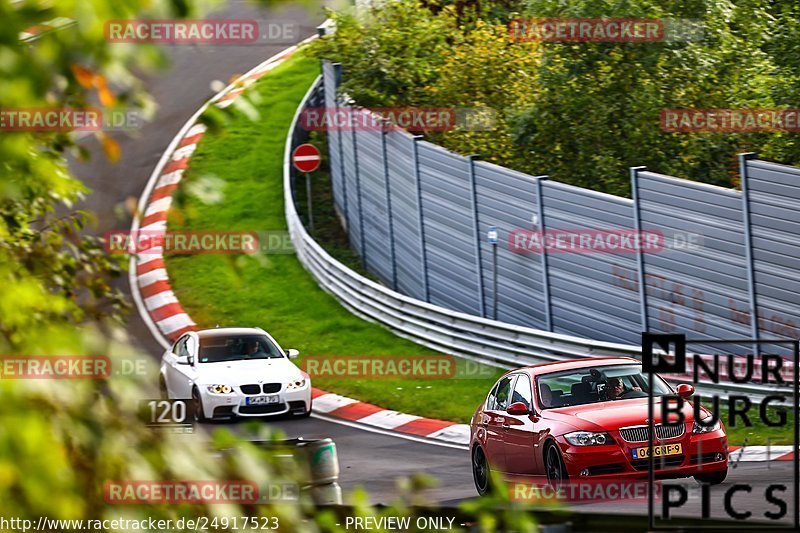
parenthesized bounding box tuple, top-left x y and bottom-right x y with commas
(545, 443, 568, 486)
(472, 446, 491, 496)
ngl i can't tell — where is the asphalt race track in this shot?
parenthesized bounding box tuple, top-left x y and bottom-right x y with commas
(69, 1, 796, 525)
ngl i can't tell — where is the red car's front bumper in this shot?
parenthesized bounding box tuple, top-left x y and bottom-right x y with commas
(557, 428, 728, 479)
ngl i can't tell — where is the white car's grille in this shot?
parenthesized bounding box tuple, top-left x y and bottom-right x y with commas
(619, 424, 685, 442)
(240, 383, 282, 394)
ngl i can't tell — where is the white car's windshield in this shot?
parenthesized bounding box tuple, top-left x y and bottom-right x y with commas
(536, 364, 672, 409)
(198, 334, 285, 363)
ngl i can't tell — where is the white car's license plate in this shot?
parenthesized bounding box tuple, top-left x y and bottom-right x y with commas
(246, 395, 280, 405)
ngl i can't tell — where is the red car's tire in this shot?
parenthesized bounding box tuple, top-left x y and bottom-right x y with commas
(472, 445, 491, 496)
(694, 469, 727, 485)
(544, 442, 569, 487)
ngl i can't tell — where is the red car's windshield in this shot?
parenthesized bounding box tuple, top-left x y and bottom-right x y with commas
(536, 364, 672, 409)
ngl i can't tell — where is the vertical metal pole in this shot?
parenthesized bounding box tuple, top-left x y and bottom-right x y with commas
(412, 136, 429, 302)
(352, 121, 366, 269)
(631, 166, 649, 332)
(739, 152, 760, 351)
(468, 155, 486, 317)
(492, 244, 498, 320)
(793, 340, 799, 530)
(534, 177, 552, 331)
(333, 64, 347, 224)
(305, 173, 314, 235)
(382, 125, 397, 290)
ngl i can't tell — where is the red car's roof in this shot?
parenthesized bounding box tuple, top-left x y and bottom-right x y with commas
(516, 357, 641, 377)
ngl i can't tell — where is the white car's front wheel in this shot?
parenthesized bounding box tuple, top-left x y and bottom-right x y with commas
(159, 375, 168, 400)
(191, 387, 207, 422)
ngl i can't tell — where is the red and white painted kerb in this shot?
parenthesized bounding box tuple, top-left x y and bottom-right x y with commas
(129, 41, 792, 456)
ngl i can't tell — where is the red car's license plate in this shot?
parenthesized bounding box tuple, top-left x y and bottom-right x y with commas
(632, 443, 682, 459)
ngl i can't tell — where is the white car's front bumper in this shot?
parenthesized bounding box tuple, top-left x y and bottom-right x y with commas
(199, 382, 311, 418)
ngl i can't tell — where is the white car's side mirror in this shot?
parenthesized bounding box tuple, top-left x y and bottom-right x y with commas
(285, 349, 300, 359)
(176, 355, 192, 365)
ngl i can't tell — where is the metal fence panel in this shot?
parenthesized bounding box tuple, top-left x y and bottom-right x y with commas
(354, 116, 393, 285)
(386, 131, 426, 300)
(745, 159, 800, 349)
(340, 123, 362, 256)
(473, 161, 548, 329)
(540, 181, 641, 344)
(417, 142, 482, 315)
(321, 61, 344, 216)
(636, 171, 752, 355)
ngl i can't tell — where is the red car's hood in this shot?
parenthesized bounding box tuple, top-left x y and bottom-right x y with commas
(542, 397, 695, 432)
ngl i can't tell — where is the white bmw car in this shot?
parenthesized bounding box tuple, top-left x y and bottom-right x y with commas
(159, 327, 312, 420)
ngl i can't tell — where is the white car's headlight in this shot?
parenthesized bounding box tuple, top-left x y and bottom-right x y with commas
(564, 431, 612, 446)
(693, 413, 721, 434)
(206, 384, 233, 394)
(286, 378, 307, 390)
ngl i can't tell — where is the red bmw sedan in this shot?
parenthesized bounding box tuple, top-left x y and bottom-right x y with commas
(470, 358, 728, 495)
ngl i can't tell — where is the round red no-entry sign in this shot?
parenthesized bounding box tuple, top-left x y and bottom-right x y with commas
(292, 143, 321, 173)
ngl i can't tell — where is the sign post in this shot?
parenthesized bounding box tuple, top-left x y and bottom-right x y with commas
(292, 143, 322, 235)
(487, 226, 498, 320)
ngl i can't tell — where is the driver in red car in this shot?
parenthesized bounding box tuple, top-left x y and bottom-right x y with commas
(606, 377, 641, 400)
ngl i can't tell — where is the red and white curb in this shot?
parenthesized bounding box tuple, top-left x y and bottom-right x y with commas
(127, 37, 472, 450)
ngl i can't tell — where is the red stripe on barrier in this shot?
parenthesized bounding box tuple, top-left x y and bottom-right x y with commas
(311, 388, 328, 399)
(150, 184, 178, 202)
(149, 303, 186, 322)
(777, 451, 795, 461)
(218, 89, 244, 102)
(137, 258, 165, 276)
(139, 279, 172, 298)
(141, 211, 168, 228)
(327, 401, 384, 421)
(394, 417, 455, 437)
(179, 133, 203, 147)
(162, 158, 190, 174)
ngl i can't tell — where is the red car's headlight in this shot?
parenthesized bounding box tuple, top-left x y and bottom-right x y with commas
(564, 431, 613, 446)
(693, 414, 721, 434)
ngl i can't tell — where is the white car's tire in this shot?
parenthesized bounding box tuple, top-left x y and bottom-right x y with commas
(191, 387, 207, 422)
(159, 375, 168, 400)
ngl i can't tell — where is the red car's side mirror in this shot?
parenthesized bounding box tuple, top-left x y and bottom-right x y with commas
(506, 402, 530, 416)
(676, 383, 695, 398)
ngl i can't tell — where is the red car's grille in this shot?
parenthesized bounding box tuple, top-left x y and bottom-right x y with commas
(619, 424, 685, 442)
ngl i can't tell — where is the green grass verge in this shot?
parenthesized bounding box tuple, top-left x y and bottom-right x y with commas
(164, 50, 504, 424)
